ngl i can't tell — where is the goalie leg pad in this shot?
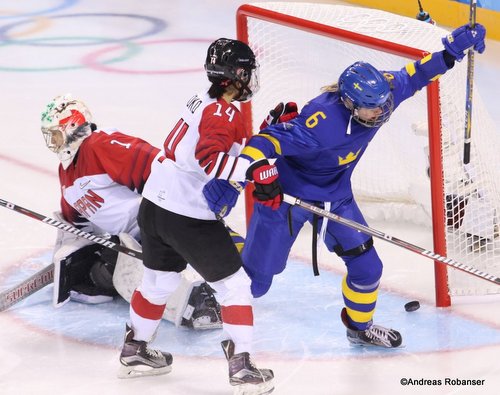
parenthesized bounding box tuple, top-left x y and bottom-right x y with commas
(112, 232, 144, 303)
(161, 272, 199, 326)
(112, 233, 222, 329)
(162, 266, 222, 330)
(180, 282, 222, 330)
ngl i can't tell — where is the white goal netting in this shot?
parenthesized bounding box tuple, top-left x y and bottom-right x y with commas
(241, 2, 500, 298)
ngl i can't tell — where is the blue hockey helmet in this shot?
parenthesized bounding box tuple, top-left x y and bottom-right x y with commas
(338, 61, 394, 127)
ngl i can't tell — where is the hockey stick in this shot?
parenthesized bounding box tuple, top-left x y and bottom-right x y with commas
(283, 194, 500, 286)
(0, 198, 143, 311)
(463, 0, 477, 165)
(0, 198, 142, 259)
(0, 263, 54, 312)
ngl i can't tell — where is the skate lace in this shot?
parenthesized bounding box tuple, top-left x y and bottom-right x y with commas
(248, 358, 257, 370)
(365, 325, 397, 346)
(145, 347, 163, 359)
(247, 356, 265, 377)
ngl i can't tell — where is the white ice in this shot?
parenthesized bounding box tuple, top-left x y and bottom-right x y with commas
(1, 1, 499, 394)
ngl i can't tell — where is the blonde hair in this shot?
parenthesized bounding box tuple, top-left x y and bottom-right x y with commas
(321, 82, 339, 93)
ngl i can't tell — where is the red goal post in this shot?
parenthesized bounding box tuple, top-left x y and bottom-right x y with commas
(236, 3, 451, 307)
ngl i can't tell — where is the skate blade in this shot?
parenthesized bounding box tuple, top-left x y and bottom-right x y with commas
(232, 380, 274, 395)
(117, 364, 172, 379)
(348, 340, 405, 349)
(189, 314, 223, 330)
(191, 321, 223, 330)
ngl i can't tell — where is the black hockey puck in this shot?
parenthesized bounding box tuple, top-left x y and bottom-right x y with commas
(404, 301, 420, 312)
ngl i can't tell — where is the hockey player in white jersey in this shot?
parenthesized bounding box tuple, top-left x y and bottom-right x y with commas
(41, 94, 223, 330)
(118, 39, 274, 395)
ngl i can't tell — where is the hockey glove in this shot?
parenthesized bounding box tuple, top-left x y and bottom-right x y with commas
(259, 102, 299, 130)
(203, 179, 245, 218)
(246, 160, 283, 210)
(442, 23, 486, 61)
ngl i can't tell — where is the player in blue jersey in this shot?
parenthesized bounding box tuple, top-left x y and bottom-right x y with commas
(203, 23, 486, 348)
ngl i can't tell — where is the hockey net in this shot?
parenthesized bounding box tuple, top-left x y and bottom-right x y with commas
(237, 2, 500, 305)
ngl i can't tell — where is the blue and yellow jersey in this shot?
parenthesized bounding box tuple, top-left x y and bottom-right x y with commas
(240, 50, 451, 202)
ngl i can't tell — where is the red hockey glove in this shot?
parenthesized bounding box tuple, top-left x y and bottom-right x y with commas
(259, 102, 298, 130)
(246, 160, 283, 210)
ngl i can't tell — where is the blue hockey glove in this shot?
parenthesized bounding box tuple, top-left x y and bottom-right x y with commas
(259, 102, 298, 130)
(442, 23, 486, 61)
(203, 179, 245, 218)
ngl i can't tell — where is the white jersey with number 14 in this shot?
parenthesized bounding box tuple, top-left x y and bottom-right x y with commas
(142, 92, 250, 220)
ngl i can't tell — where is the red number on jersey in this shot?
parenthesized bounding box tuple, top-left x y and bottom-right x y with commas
(163, 118, 189, 161)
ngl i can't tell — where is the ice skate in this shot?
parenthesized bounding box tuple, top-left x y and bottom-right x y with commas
(341, 308, 402, 348)
(221, 340, 274, 395)
(181, 282, 222, 330)
(118, 324, 173, 378)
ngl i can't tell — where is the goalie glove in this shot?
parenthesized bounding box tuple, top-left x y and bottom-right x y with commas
(246, 159, 283, 210)
(259, 102, 298, 130)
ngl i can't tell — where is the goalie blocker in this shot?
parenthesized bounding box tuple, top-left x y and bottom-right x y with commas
(54, 243, 118, 305)
(52, 211, 118, 306)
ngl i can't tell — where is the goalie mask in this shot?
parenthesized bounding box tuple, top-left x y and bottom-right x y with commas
(41, 94, 94, 169)
(205, 38, 260, 102)
(339, 61, 394, 128)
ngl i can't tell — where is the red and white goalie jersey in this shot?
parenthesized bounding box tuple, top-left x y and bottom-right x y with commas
(142, 92, 250, 219)
(59, 129, 161, 238)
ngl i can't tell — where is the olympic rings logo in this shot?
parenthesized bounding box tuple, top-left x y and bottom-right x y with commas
(0, 0, 78, 19)
(0, 1, 212, 74)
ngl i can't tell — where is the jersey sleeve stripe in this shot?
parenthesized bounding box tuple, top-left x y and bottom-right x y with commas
(260, 134, 282, 155)
(226, 156, 239, 180)
(215, 153, 229, 178)
(133, 143, 158, 193)
(240, 145, 266, 162)
(132, 143, 149, 191)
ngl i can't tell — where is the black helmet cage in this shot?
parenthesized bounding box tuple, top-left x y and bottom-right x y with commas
(205, 38, 259, 101)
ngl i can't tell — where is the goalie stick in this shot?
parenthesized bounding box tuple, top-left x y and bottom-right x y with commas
(0, 198, 143, 311)
(0, 198, 142, 259)
(283, 194, 500, 286)
(463, 0, 477, 165)
(0, 263, 54, 312)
